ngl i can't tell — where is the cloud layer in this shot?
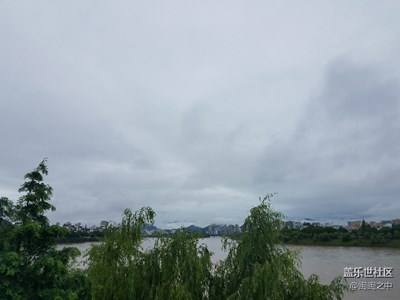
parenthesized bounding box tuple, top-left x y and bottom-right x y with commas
(1, 1, 400, 226)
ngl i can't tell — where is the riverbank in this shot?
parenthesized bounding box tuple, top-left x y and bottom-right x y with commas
(57, 236, 102, 244)
(57, 235, 400, 248)
(284, 239, 400, 248)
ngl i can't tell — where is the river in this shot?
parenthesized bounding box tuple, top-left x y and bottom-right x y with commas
(59, 237, 400, 300)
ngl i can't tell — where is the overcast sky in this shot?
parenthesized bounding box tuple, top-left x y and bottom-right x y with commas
(1, 1, 400, 227)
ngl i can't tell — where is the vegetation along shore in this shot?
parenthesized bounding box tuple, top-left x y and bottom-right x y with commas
(0, 160, 362, 299)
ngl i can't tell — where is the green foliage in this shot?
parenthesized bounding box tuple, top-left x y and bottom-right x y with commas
(87, 207, 214, 300)
(142, 230, 212, 300)
(86, 194, 347, 300)
(0, 198, 15, 253)
(281, 217, 400, 247)
(0, 160, 89, 299)
(16, 160, 55, 226)
(86, 207, 155, 300)
(0, 197, 14, 224)
(210, 194, 347, 300)
(1, 161, 349, 299)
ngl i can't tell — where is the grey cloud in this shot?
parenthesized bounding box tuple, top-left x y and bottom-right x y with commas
(1, 2, 400, 227)
(253, 58, 400, 219)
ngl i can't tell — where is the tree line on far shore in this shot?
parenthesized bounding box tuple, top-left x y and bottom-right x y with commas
(281, 221, 400, 247)
(58, 217, 400, 248)
(0, 161, 347, 299)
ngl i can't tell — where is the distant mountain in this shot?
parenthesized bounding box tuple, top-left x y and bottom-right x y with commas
(185, 225, 204, 233)
(139, 223, 243, 235)
(141, 223, 158, 231)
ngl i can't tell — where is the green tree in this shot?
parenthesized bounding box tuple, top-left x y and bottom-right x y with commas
(86, 207, 156, 300)
(142, 230, 212, 300)
(210, 194, 347, 300)
(0, 197, 15, 252)
(0, 197, 14, 224)
(87, 208, 212, 300)
(87, 194, 347, 300)
(16, 160, 55, 226)
(0, 160, 88, 299)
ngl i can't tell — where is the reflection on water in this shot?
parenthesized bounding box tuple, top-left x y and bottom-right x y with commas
(58, 238, 400, 300)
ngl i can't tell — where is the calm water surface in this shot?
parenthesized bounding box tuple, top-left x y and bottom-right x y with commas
(59, 237, 400, 300)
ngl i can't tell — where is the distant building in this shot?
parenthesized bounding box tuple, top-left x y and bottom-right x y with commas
(380, 220, 392, 229)
(234, 224, 241, 233)
(392, 219, 400, 226)
(332, 225, 343, 230)
(285, 221, 294, 229)
(347, 221, 362, 231)
(89, 225, 97, 232)
(207, 225, 217, 235)
(284, 221, 303, 229)
(293, 222, 302, 229)
(368, 221, 379, 228)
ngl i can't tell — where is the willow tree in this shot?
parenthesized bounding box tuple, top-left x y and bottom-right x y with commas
(140, 230, 212, 300)
(210, 194, 347, 300)
(86, 209, 212, 300)
(86, 207, 156, 300)
(86, 194, 347, 300)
